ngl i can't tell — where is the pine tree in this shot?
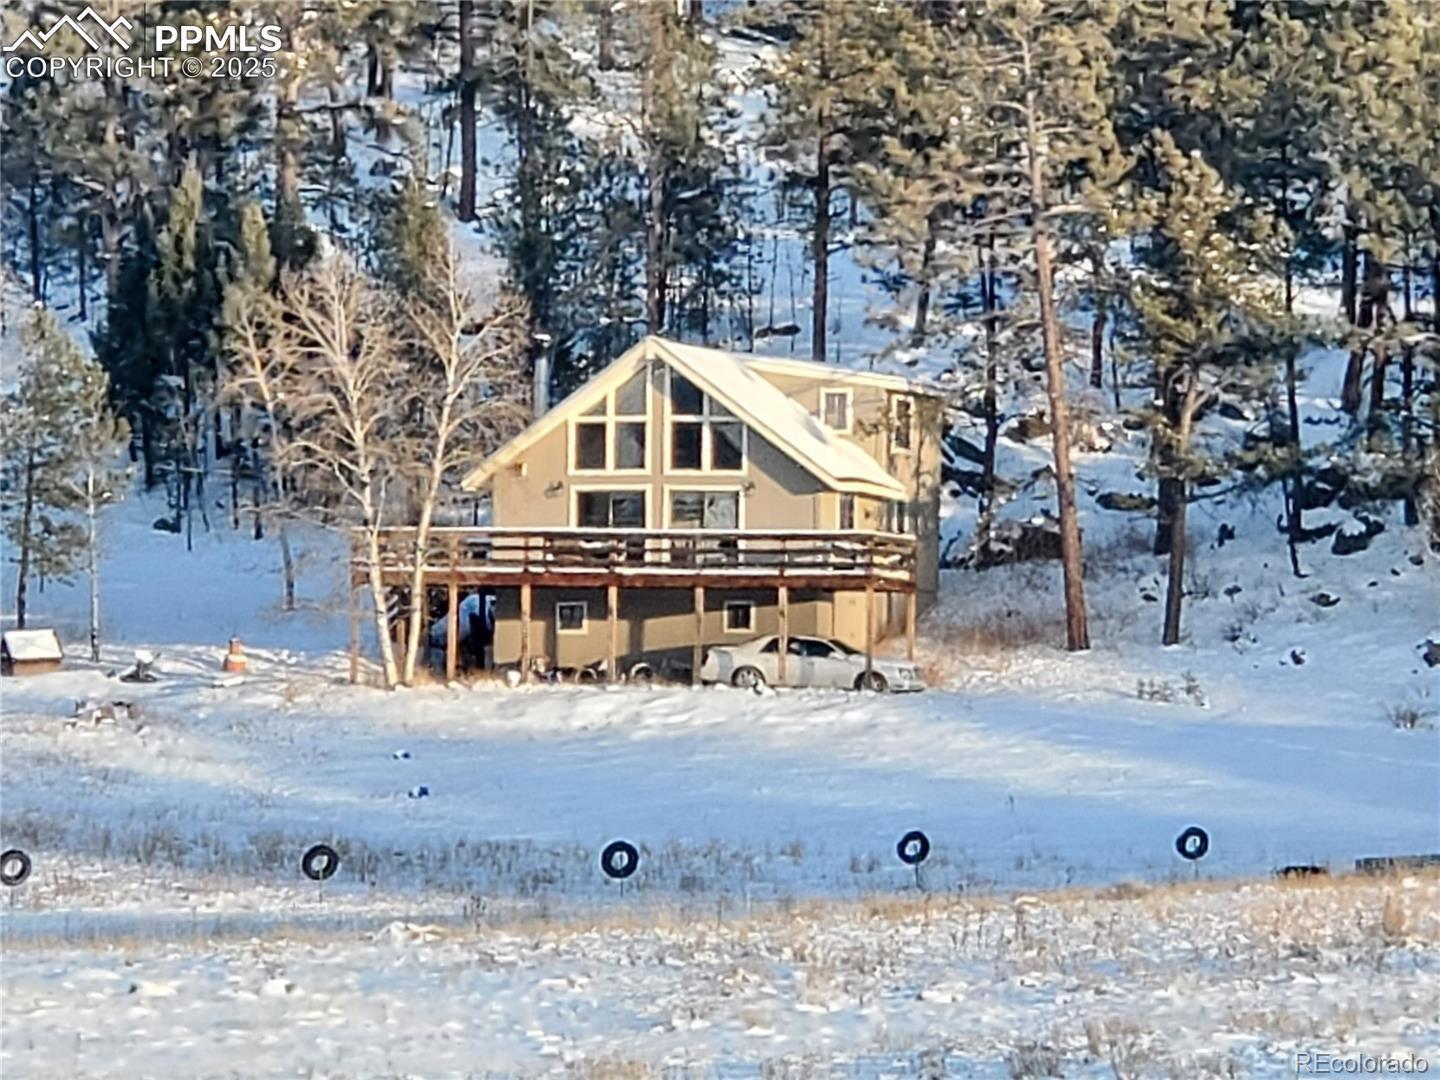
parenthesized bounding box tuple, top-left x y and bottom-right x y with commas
(1130, 134, 1287, 645)
(933, 0, 1124, 651)
(755, 1, 881, 361)
(1, 309, 125, 632)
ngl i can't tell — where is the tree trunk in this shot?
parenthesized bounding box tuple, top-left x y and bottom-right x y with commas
(366, 41, 381, 95)
(1339, 211, 1358, 324)
(978, 238, 999, 541)
(15, 451, 36, 629)
(27, 173, 42, 301)
(77, 220, 89, 322)
(1283, 346, 1306, 575)
(598, 4, 614, 70)
(364, 531, 400, 688)
(457, 0, 476, 223)
(811, 132, 830, 362)
(87, 469, 101, 662)
(1023, 68, 1089, 651)
(1401, 262, 1418, 526)
(645, 147, 668, 333)
(913, 214, 937, 343)
(1161, 380, 1199, 647)
(1161, 478, 1188, 647)
(1089, 293, 1106, 390)
(278, 520, 296, 611)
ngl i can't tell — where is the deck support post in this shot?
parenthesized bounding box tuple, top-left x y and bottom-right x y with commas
(348, 579, 360, 685)
(607, 582, 619, 683)
(905, 590, 917, 662)
(519, 581, 532, 682)
(692, 585, 705, 686)
(777, 584, 789, 686)
(864, 583, 875, 680)
(445, 579, 459, 682)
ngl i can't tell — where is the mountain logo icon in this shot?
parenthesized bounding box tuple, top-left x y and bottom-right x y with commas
(3, 6, 133, 52)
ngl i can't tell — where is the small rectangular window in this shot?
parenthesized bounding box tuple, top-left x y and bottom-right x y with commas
(839, 494, 856, 530)
(575, 422, 607, 469)
(822, 390, 850, 431)
(672, 422, 703, 469)
(614, 422, 646, 469)
(671, 372, 704, 416)
(724, 601, 754, 633)
(889, 500, 910, 534)
(710, 422, 744, 470)
(556, 601, 588, 633)
(893, 397, 913, 450)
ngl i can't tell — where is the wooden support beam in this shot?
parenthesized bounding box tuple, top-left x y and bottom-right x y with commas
(864, 583, 875, 679)
(777, 585, 789, 687)
(519, 582, 532, 682)
(692, 584, 705, 686)
(607, 583, 619, 683)
(348, 585, 360, 685)
(905, 590, 917, 662)
(445, 579, 459, 682)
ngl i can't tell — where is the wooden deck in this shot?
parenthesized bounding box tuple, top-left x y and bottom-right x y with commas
(348, 527, 919, 685)
(352, 527, 918, 591)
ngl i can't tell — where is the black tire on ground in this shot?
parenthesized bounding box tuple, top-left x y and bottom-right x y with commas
(302, 843, 339, 881)
(856, 670, 889, 692)
(600, 840, 639, 880)
(1175, 826, 1209, 861)
(0, 849, 31, 887)
(731, 666, 765, 690)
(896, 830, 930, 866)
(627, 663, 654, 686)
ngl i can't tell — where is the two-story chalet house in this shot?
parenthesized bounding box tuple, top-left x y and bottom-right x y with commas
(353, 336, 941, 683)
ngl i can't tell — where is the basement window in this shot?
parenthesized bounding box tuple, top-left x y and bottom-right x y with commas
(724, 601, 755, 633)
(556, 601, 588, 634)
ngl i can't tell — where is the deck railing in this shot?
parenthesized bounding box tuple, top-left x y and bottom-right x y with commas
(357, 527, 917, 584)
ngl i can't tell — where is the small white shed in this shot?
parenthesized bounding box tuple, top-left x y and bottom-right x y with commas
(1, 629, 64, 676)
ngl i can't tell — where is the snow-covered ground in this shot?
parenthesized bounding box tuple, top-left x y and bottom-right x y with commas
(3, 872, 1437, 1077)
(1, 472, 1436, 1072)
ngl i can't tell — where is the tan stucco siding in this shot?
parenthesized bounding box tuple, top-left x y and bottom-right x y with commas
(491, 359, 829, 530)
(492, 586, 836, 669)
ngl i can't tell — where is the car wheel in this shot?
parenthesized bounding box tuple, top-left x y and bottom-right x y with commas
(731, 666, 766, 690)
(855, 670, 888, 693)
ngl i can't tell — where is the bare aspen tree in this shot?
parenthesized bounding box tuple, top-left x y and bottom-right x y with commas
(226, 256, 406, 688)
(396, 245, 530, 685)
(221, 288, 299, 612)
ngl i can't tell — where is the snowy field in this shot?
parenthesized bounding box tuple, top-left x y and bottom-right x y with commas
(2, 478, 1437, 1074)
(3, 874, 1438, 1078)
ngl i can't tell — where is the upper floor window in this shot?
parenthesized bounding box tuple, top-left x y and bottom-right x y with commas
(888, 500, 911, 535)
(669, 371, 745, 472)
(821, 389, 851, 432)
(573, 369, 649, 472)
(839, 493, 856, 530)
(892, 396, 913, 451)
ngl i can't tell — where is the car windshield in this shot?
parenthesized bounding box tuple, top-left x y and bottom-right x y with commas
(833, 640, 860, 656)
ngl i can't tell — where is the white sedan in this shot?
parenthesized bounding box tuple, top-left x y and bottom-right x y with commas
(699, 635, 924, 693)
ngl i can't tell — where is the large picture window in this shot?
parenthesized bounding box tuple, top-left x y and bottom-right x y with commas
(670, 490, 740, 530)
(572, 370, 649, 472)
(668, 371, 745, 472)
(576, 490, 647, 528)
